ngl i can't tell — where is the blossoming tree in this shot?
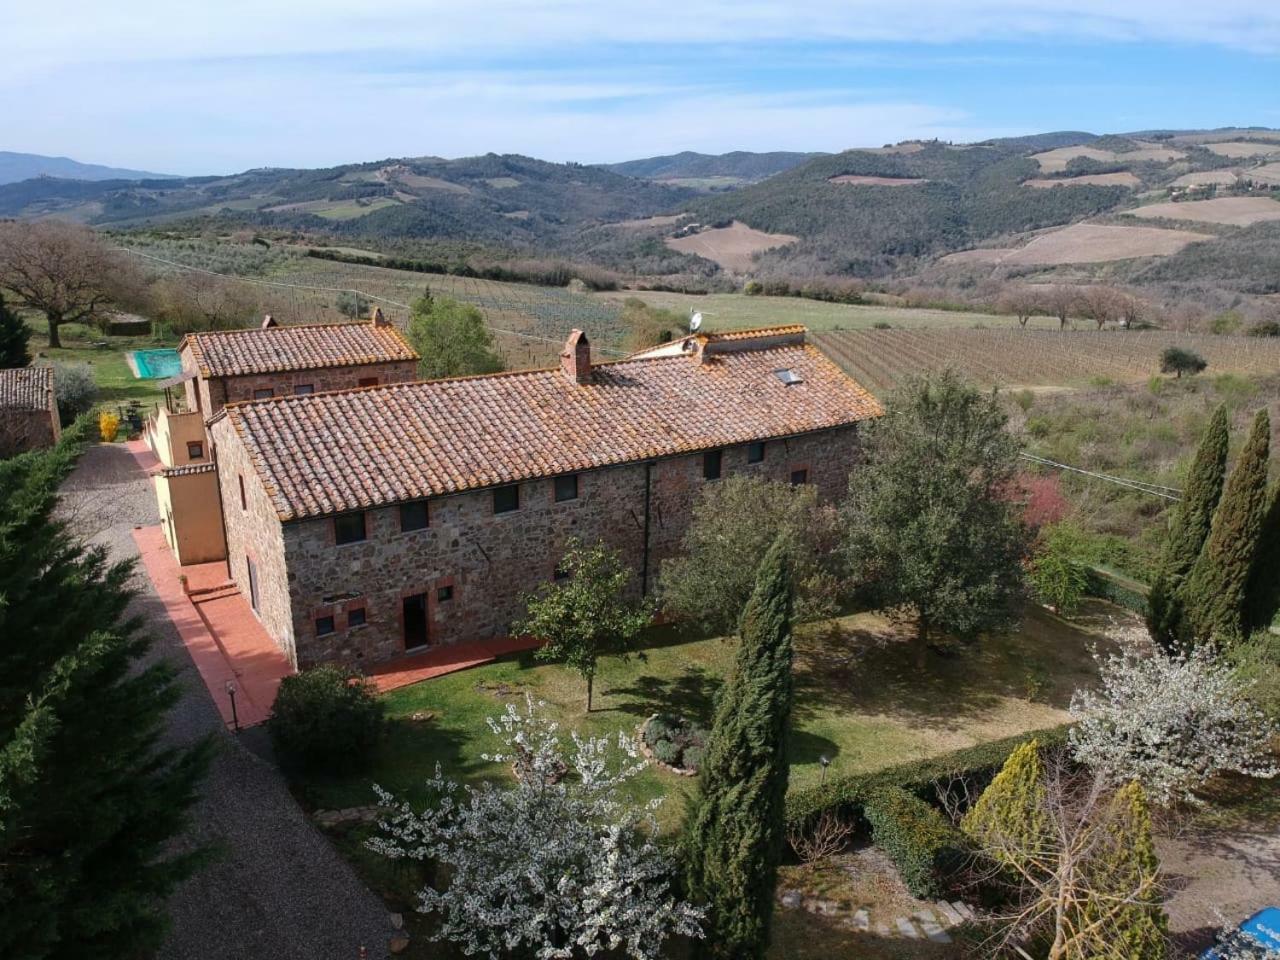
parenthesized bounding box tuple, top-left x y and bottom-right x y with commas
(369, 697, 702, 959)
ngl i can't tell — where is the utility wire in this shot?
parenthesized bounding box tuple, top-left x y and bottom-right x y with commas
(1020, 452, 1183, 501)
(116, 246, 629, 356)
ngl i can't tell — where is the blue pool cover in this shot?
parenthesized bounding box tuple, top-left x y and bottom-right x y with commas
(131, 349, 184, 380)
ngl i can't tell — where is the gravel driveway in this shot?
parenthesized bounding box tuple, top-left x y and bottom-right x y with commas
(64, 444, 394, 960)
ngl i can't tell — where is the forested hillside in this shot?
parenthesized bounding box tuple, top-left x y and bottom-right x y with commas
(602, 151, 824, 182)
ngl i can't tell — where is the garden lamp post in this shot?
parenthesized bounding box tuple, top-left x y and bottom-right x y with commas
(225, 679, 239, 732)
(819, 754, 831, 786)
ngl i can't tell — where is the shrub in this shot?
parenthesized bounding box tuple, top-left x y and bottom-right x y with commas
(743, 280, 763, 296)
(863, 787, 969, 899)
(335, 290, 370, 319)
(646, 716, 673, 743)
(268, 665, 385, 772)
(53, 363, 97, 425)
(682, 745, 706, 772)
(652, 739, 680, 765)
(872, 321, 892, 330)
(1160, 347, 1207, 379)
(1230, 630, 1280, 721)
(98, 410, 120, 443)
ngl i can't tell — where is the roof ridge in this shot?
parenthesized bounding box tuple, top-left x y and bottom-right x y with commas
(183, 319, 395, 339)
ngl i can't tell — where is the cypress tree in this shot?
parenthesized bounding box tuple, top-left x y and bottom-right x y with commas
(1147, 404, 1228, 646)
(0, 294, 31, 369)
(1243, 480, 1280, 634)
(0, 422, 211, 959)
(961, 739, 1047, 869)
(684, 538, 794, 960)
(1085, 782, 1167, 960)
(1181, 408, 1271, 644)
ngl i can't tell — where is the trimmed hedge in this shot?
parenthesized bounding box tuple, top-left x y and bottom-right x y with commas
(863, 787, 970, 899)
(785, 723, 1072, 826)
(1085, 565, 1149, 616)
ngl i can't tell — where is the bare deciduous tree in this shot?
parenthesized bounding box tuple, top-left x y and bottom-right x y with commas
(1039, 286, 1079, 332)
(786, 809, 854, 863)
(998, 285, 1044, 329)
(1078, 286, 1128, 331)
(0, 222, 139, 347)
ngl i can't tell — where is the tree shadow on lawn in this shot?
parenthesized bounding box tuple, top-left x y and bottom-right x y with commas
(603, 666, 724, 724)
(790, 603, 1106, 732)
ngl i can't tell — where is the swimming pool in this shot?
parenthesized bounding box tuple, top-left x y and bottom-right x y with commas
(129, 349, 184, 380)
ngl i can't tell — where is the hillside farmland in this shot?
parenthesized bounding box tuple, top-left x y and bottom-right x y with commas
(812, 328, 1280, 395)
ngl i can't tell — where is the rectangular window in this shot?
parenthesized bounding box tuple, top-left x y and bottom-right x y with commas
(334, 512, 367, 545)
(747, 441, 765, 464)
(437, 585, 453, 603)
(703, 450, 723, 481)
(294, 383, 314, 395)
(346, 607, 366, 629)
(554, 474, 579, 502)
(790, 468, 809, 486)
(238, 474, 247, 510)
(400, 500, 429, 532)
(315, 615, 335, 636)
(253, 388, 274, 400)
(187, 440, 204, 460)
(493, 485, 519, 514)
(358, 377, 379, 388)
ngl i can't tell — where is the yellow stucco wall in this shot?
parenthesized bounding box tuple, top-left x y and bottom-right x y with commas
(155, 469, 227, 565)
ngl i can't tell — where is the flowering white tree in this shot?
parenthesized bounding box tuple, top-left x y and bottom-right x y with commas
(1070, 641, 1279, 806)
(368, 697, 703, 959)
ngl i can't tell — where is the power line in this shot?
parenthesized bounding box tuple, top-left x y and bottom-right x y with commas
(1020, 452, 1182, 501)
(115, 246, 628, 356)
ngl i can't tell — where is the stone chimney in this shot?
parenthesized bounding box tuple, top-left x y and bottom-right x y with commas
(370, 306, 389, 327)
(560, 329, 592, 384)
(261, 314, 276, 329)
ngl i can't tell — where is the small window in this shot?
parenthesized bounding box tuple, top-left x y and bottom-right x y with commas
(238, 474, 247, 510)
(346, 607, 367, 629)
(334, 512, 367, 545)
(437, 585, 453, 603)
(400, 500, 429, 532)
(554, 474, 579, 502)
(253, 388, 274, 400)
(358, 377, 379, 388)
(294, 384, 314, 395)
(315, 615, 335, 636)
(187, 440, 204, 460)
(747, 441, 765, 464)
(493, 485, 520, 514)
(790, 468, 809, 486)
(703, 450, 723, 481)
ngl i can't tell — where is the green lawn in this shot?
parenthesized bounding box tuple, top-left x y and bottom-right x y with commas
(296, 601, 1117, 826)
(24, 312, 173, 411)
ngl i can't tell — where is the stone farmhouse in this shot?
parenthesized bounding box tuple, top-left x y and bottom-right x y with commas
(143, 312, 419, 564)
(0, 366, 60, 457)
(207, 325, 882, 669)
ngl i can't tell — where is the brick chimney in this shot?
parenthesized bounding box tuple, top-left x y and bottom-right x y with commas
(261, 314, 276, 329)
(560, 329, 592, 384)
(370, 306, 389, 327)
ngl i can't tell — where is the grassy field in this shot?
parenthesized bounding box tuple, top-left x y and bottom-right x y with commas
(24, 311, 171, 412)
(295, 601, 1113, 821)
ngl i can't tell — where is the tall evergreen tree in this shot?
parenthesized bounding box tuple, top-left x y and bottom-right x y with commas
(1180, 408, 1271, 644)
(1147, 404, 1229, 646)
(0, 293, 31, 369)
(1085, 782, 1167, 960)
(0, 422, 210, 959)
(684, 538, 795, 960)
(1243, 480, 1280, 634)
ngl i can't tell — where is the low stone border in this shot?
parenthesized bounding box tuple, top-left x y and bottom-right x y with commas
(635, 714, 699, 777)
(313, 805, 388, 828)
(776, 888, 977, 943)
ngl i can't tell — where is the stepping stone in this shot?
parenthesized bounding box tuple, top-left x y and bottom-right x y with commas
(919, 919, 952, 943)
(914, 909, 939, 925)
(778, 890, 802, 909)
(874, 922, 891, 937)
(951, 900, 976, 920)
(851, 908, 870, 931)
(934, 901, 965, 926)
(895, 917, 921, 938)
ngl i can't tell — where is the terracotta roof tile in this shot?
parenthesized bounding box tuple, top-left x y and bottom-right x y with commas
(160, 462, 217, 478)
(180, 321, 418, 377)
(220, 330, 882, 522)
(0, 366, 54, 411)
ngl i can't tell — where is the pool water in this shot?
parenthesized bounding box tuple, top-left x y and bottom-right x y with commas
(131, 349, 184, 379)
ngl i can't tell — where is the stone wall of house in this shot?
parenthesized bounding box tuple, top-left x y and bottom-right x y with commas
(210, 416, 297, 664)
(273, 423, 863, 669)
(217, 360, 419, 406)
(0, 408, 58, 457)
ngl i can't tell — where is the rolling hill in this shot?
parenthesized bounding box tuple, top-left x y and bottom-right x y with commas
(0, 151, 175, 185)
(601, 150, 824, 185)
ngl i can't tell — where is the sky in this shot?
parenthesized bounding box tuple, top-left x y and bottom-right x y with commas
(5, 1, 1280, 175)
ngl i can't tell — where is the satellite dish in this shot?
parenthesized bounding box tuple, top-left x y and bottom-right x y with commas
(690, 311, 703, 332)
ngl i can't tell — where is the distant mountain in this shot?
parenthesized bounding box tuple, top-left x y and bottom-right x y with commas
(602, 151, 825, 183)
(0, 151, 176, 185)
